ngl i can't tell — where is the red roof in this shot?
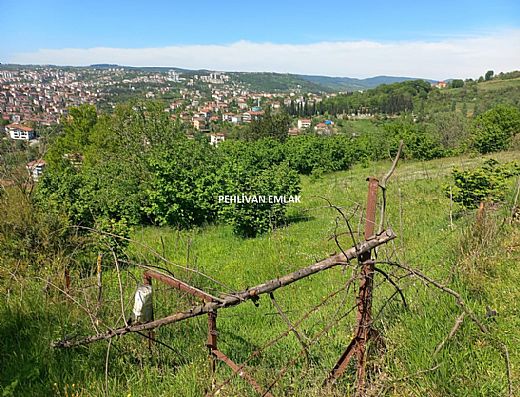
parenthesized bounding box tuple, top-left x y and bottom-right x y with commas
(6, 123, 34, 132)
(26, 160, 46, 168)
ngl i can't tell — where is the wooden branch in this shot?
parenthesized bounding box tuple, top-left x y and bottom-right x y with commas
(500, 342, 513, 397)
(381, 261, 488, 334)
(374, 266, 407, 308)
(96, 253, 103, 307)
(434, 312, 465, 355)
(53, 229, 396, 348)
(269, 292, 310, 363)
(378, 140, 404, 234)
(511, 176, 520, 224)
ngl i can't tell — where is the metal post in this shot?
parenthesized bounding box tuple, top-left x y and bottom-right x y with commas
(207, 311, 218, 374)
(326, 177, 379, 390)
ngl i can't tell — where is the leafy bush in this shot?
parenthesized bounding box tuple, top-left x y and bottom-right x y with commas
(285, 134, 356, 174)
(144, 140, 223, 228)
(384, 119, 445, 160)
(218, 160, 300, 237)
(448, 159, 520, 208)
(471, 104, 520, 154)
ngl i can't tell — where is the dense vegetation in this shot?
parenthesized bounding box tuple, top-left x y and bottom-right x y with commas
(1, 74, 520, 396)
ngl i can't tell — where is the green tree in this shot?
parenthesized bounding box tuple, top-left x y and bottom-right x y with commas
(448, 159, 520, 208)
(245, 107, 290, 142)
(471, 104, 520, 154)
(485, 70, 494, 81)
(451, 79, 464, 88)
(218, 160, 300, 237)
(143, 139, 222, 228)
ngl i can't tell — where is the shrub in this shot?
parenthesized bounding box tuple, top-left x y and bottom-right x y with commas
(448, 159, 520, 208)
(471, 104, 520, 154)
(218, 161, 300, 237)
(143, 139, 223, 228)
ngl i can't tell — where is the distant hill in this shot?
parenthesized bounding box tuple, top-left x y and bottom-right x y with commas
(89, 64, 120, 68)
(296, 74, 436, 91)
(2, 63, 437, 92)
(228, 72, 437, 93)
(228, 72, 326, 93)
(85, 65, 435, 92)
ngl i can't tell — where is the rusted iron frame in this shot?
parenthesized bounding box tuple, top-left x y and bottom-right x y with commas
(143, 269, 221, 303)
(211, 348, 274, 397)
(207, 311, 218, 373)
(326, 177, 379, 391)
(144, 269, 269, 394)
(206, 309, 272, 396)
(52, 231, 396, 349)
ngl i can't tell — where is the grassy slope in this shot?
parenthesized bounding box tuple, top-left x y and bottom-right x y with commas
(1, 151, 519, 397)
(428, 78, 520, 117)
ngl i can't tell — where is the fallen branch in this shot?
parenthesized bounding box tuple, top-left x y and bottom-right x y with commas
(269, 292, 310, 364)
(434, 312, 465, 355)
(379, 261, 488, 334)
(374, 266, 407, 309)
(53, 229, 396, 348)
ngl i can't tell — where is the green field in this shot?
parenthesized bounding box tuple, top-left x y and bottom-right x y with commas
(1, 151, 519, 396)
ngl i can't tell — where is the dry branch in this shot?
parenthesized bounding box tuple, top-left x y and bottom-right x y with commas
(434, 312, 465, 355)
(380, 261, 488, 334)
(52, 229, 396, 348)
(269, 292, 310, 363)
(378, 140, 404, 234)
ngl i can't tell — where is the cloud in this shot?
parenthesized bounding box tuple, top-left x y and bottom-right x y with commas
(9, 30, 520, 80)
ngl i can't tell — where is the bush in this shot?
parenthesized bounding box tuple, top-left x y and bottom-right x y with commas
(471, 104, 520, 154)
(218, 160, 300, 237)
(143, 139, 223, 228)
(448, 159, 520, 208)
(285, 134, 356, 174)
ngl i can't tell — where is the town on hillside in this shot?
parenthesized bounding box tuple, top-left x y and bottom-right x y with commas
(1, 65, 455, 143)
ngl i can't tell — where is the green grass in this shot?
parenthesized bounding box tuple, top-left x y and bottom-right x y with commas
(1, 150, 519, 396)
(478, 77, 520, 92)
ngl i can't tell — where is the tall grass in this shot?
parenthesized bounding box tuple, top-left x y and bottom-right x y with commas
(1, 150, 519, 396)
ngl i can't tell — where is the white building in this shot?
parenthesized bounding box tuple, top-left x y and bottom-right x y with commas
(26, 160, 46, 181)
(210, 133, 225, 146)
(6, 123, 36, 140)
(297, 119, 312, 129)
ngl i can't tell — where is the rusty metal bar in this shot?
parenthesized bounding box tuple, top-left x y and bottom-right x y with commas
(143, 269, 221, 303)
(207, 311, 218, 374)
(64, 268, 71, 292)
(326, 177, 379, 389)
(364, 177, 379, 240)
(211, 349, 274, 397)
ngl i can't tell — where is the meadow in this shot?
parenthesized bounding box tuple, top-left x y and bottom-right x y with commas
(1, 150, 519, 397)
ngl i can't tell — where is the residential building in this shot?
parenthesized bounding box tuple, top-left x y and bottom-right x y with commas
(5, 123, 36, 140)
(210, 133, 225, 146)
(297, 119, 311, 129)
(26, 159, 46, 181)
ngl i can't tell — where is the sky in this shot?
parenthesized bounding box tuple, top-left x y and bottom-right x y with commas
(1, 0, 519, 79)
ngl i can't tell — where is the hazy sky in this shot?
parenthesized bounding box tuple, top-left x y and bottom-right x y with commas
(2, 0, 519, 79)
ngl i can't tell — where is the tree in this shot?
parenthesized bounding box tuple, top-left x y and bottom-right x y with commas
(218, 159, 300, 237)
(46, 104, 97, 167)
(471, 104, 520, 154)
(451, 79, 464, 88)
(143, 140, 223, 228)
(244, 107, 290, 142)
(485, 70, 494, 81)
(432, 112, 470, 151)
